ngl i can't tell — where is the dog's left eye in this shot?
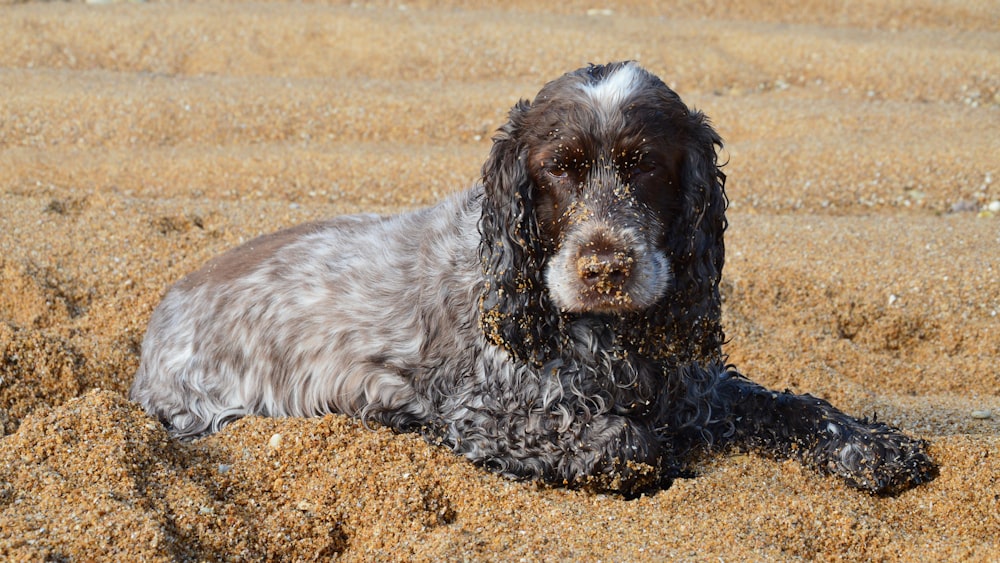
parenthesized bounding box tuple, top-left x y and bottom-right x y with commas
(629, 161, 657, 177)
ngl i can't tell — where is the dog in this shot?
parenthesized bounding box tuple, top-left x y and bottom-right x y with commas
(131, 62, 935, 495)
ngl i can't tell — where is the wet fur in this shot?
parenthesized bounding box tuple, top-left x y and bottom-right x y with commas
(131, 62, 935, 496)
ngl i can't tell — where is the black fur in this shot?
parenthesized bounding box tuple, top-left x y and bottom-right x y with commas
(132, 62, 936, 497)
(476, 62, 935, 495)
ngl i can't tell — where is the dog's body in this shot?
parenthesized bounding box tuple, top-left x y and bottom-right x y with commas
(132, 62, 935, 495)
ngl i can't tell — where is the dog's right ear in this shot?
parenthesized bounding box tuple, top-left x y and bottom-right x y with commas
(479, 98, 537, 267)
(477, 99, 560, 365)
(480, 99, 532, 228)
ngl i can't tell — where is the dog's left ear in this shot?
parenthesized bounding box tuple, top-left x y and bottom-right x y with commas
(679, 110, 727, 279)
(662, 110, 728, 358)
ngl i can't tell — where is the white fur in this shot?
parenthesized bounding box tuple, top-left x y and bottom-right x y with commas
(576, 62, 642, 118)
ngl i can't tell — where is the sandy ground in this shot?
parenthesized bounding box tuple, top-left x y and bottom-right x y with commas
(1, 0, 998, 560)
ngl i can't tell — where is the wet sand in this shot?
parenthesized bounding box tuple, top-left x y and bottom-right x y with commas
(1, 1, 998, 560)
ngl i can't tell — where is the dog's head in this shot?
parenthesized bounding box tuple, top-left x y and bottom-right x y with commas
(479, 62, 727, 365)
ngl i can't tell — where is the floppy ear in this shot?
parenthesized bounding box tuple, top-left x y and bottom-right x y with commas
(664, 109, 729, 361)
(478, 100, 561, 365)
(682, 110, 727, 280)
(479, 100, 538, 269)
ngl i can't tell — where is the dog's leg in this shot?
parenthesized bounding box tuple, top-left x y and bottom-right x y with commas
(436, 410, 669, 496)
(715, 371, 937, 495)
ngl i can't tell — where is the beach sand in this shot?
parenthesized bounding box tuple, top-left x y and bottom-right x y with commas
(1, 0, 998, 560)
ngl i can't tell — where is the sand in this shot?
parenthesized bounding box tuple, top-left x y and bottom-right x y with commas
(1, 0, 998, 560)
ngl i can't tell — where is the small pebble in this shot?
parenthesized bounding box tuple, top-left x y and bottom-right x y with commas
(970, 410, 992, 420)
(949, 200, 978, 213)
(268, 433, 282, 450)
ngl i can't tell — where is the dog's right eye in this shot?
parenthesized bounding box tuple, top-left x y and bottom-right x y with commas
(545, 167, 569, 180)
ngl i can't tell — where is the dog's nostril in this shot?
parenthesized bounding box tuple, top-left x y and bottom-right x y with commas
(577, 250, 633, 290)
(606, 266, 628, 285)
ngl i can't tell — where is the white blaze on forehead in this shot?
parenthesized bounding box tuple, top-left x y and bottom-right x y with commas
(576, 63, 643, 115)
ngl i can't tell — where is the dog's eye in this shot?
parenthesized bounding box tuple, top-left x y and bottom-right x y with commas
(629, 161, 657, 177)
(545, 167, 569, 180)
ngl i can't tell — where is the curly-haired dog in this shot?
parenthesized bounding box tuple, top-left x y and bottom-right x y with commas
(131, 62, 935, 495)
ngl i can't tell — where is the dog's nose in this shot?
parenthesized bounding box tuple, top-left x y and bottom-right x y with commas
(577, 249, 633, 292)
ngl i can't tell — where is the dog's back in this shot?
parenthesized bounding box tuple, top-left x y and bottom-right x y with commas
(130, 192, 482, 438)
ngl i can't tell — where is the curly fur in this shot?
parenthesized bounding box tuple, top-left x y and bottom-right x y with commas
(131, 62, 936, 496)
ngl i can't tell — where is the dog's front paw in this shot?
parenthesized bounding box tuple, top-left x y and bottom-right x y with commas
(822, 419, 937, 495)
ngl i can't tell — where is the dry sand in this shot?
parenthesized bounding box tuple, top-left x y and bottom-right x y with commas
(1, 0, 998, 560)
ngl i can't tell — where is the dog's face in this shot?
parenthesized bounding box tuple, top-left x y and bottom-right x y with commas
(479, 62, 725, 363)
(516, 63, 695, 314)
